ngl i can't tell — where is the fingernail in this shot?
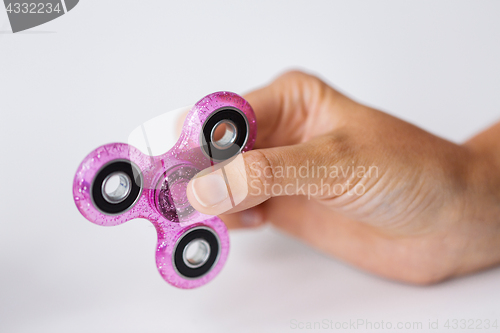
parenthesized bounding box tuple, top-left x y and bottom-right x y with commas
(240, 210, 263, 227)
(191, 173, 228, 207)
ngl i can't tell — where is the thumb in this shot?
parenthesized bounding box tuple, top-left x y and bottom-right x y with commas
(186, 136, 349, 215)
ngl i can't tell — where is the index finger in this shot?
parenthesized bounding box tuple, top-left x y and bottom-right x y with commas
(243, 70, 342, 149)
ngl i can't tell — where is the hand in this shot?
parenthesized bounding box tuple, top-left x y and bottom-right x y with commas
(186, 71, 500, 284)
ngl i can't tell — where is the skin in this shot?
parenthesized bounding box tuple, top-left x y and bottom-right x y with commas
(186, 70, 500, 285)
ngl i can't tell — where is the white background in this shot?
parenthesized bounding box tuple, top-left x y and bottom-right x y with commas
(1, 1, 500, 332)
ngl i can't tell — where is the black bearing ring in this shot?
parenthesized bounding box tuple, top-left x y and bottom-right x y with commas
(173, 227, 220, 279)
(91, 160, 142, 215)
(201, 108, 248, 161)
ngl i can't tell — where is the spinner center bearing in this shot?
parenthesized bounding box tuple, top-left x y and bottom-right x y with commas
(155, 164, 200, 222)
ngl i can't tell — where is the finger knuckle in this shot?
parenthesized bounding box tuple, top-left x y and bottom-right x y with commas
(274, 70, 325, 94)
(272, 70, 332, 116)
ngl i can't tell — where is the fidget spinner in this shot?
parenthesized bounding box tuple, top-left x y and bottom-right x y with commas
(73, 92, 256, 288)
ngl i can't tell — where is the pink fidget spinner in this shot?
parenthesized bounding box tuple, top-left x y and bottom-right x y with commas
(73, 92, 256, 288)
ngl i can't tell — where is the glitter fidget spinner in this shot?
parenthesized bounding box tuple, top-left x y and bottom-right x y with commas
(73, 92, 256, 289)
